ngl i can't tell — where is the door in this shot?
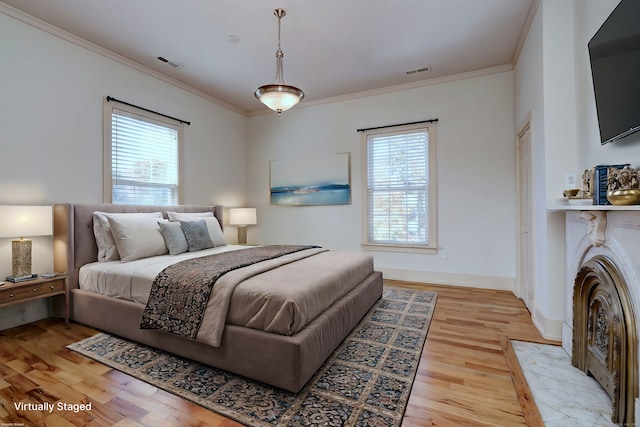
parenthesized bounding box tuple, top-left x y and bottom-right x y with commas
(518, 125, 534, 312)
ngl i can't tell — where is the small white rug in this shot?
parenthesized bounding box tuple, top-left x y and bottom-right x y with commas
(511, 341, 615, 427)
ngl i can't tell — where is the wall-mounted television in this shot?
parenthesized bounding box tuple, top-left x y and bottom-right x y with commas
(588, 0, 640, 145)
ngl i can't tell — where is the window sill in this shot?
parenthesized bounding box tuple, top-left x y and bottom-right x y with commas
(361, 243, 437, 254)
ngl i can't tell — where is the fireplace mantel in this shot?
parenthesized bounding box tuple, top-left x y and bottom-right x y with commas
(549, 201, 640, 211)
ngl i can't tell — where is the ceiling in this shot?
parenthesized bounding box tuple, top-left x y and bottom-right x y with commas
(1, 0, 536, 115)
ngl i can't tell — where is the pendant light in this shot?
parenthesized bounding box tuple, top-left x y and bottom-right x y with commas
(254, 9, 304, 116)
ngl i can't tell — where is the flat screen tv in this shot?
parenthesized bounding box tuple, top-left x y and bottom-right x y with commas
(588, 0, 640, 145)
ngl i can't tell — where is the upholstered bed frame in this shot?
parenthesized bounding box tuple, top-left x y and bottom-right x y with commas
(52, 203, 383, 392)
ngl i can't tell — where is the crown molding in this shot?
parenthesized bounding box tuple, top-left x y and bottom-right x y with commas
(0, 3, 247, 116)
(512, 0, 540, 65)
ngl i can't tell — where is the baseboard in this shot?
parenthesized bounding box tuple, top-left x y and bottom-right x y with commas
(561, 322, 573, 356)
(531, 305, 563, 342)
(378, 267, 515, 291)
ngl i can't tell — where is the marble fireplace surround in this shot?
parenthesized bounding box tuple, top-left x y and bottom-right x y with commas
(564, 207, 640, 424)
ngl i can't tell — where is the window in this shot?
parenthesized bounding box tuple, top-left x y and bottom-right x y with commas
(104, 101, 183, 205)
(362, 123, 437, 252)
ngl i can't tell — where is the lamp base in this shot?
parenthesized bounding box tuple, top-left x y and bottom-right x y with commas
(12, 238, 32, 278)
(237, 225, 248, 245)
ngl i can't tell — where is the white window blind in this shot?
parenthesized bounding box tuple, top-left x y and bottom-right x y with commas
(365, 127, 435, 248)
(109, 109, 180, 205)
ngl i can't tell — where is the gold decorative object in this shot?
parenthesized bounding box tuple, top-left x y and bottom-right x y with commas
(608, 166, 639, 191)
(563, 188, 581, 198)
(582, 168, 595, 198)
(607, 189, 640, 206)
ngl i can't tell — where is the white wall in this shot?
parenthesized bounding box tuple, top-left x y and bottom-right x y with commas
(514, 0, 546, 330)
(247, 71, 517, 289)
(0, 11, 248, 328)
(514, 0, 579, 340)
(574, 0, 639, 168)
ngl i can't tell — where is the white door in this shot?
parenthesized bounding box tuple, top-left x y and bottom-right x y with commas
(518, 125, 534, 312)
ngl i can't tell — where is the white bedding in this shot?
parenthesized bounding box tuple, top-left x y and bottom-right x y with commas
(79, 245, 247, 304)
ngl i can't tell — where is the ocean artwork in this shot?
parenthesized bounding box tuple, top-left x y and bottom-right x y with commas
(270, 153, 351, 206)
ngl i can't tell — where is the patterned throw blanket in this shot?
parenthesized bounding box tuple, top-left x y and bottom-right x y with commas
(139, 245, 318, 339)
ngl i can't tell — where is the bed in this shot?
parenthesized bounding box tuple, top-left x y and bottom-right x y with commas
(52, 203, 383, 392)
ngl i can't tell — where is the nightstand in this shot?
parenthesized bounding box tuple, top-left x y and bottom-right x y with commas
(0, 275, 68, 325)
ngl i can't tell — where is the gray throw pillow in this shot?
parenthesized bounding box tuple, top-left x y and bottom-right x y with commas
(158, 221, 189, 255)
(180, 220, 214, 252)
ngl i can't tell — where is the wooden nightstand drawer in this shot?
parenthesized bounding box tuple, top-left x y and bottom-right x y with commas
(0, 275, 69, 325)
(0, 278, 65, 304)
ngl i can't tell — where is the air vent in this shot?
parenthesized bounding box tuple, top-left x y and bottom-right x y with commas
(157, 56, 180, 68)
(406, 66, 431, 75)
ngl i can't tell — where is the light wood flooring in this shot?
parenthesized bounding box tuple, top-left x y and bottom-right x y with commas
(0, 280, 559, 426)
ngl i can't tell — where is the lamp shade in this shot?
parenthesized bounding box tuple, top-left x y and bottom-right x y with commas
(254, 84, 304, 113)
(0, 206, 52, 238)
(229, 208, 257, 226)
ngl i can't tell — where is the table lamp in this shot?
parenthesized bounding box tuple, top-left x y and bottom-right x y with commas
(229, 208, 257, 245)
(0, 205, 53, 280)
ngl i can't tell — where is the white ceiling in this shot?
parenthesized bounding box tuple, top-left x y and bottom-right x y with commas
(1, 0, 536, 115)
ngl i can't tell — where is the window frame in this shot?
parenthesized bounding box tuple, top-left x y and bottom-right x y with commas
(103, 99, 184, 205)
(361, 123, 437, 253)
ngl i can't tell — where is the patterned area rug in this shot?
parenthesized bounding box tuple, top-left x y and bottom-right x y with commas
(68, 287, 437, 427)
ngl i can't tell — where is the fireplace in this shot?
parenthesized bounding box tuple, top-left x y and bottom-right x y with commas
(572, 255, 637, 424)
(564, 210, 640, 425)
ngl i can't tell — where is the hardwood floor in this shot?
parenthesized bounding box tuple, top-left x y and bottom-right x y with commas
(0, 280, 558, 426)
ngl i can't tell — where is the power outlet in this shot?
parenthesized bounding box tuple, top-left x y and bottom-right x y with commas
(440, 249, 448, 260)
(565, 173, 576, 189)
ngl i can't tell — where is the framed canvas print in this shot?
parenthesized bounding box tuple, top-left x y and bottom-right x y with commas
(270, 152, 351, 206)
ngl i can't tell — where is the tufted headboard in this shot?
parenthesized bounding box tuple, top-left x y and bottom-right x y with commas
(53, 203, 224, 288)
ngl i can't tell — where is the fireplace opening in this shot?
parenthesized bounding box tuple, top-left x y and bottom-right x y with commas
(573, 255, 638, 425)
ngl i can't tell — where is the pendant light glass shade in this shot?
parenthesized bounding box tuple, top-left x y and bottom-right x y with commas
(254, 9, 304, 116)
(255, 84, 304, 113)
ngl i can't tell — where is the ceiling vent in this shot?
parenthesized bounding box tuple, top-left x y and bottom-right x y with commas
(406, 66, 431, 75)
(157, 56, 180, 68)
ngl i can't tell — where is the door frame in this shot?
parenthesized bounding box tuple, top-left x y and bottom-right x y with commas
(516, 113, 534, 311)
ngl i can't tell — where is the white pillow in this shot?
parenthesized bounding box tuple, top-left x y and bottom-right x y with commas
(204, 217, 227, 247)
(167, 211, 213, 220)
(167, 212, 226, 247)
(93, 212, 163, 261)
(93, 212, 118, 261)
(107, 216, 168, 262)
(158, 221, 189, 255)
